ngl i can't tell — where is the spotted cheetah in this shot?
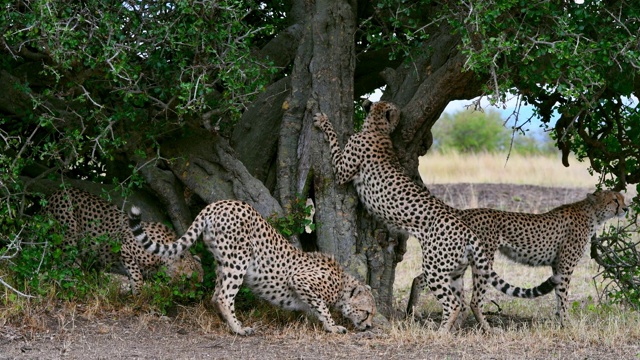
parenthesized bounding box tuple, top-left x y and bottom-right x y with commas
(45, 187, 203, 293)
(314, 100, 559, 332)
(128, 200, 376, 335)
(409, 190, 628, 325)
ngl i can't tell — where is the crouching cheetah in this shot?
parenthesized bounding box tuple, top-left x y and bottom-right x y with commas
(45, 187, 203, 293)
(409, 190, 628, 325)
(128, 200, 376, 335)
(314, 100, 559, 332)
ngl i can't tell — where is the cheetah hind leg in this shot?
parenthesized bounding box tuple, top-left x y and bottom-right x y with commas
(409, 273, 468, 330)
(212, 269, 254, 336)
(450, 273, 469, 329)
(406, 273, 425, 317)
(423, 270, 462, 333)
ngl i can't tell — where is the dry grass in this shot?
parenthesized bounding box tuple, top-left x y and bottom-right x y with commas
(419, 151, 596, 188)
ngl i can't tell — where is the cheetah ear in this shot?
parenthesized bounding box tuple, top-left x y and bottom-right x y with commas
(362, 99, 372, 114)
(587, 192, 597, 203)
(350, 284, 370, 297)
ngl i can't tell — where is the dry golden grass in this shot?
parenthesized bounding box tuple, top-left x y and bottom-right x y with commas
(419, 151, 596, 188)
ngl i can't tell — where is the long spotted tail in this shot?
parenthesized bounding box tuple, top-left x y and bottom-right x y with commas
(467, 237, 559, 299)
(128, 206, 200, 259)
(488, 271, 560, 298)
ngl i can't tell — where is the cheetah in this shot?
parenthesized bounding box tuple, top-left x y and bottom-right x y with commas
(45, 187, 203, 293)
(314, 100, 559, 332)
(128, 200, 376, 335)
(408, 190, 628, 325)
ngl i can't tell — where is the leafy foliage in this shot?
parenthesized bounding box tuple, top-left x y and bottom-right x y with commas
(5, 215, 107, 300)
(451, 0, 640, 188)
(268, 196, 315, 238)
(0, 1, 276, 210)
(365, 0, 640, 190)
(0, 1, 278, 302)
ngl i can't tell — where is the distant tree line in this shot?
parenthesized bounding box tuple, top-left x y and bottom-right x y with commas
(431, 109, 557, 155)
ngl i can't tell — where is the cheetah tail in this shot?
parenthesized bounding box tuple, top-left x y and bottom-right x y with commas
(489, 272, 560, 299)
(128, 206, 196, 259)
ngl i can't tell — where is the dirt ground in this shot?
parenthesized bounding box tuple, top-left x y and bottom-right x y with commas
(2, 184, 638, 360)
(2, 313, 639, 360)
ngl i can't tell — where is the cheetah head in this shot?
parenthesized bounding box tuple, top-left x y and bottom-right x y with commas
(587, 190, 628, 222)
(164, 253, 204, 284)
(362, 100, 400, 134)
(340, 282, 376, 331)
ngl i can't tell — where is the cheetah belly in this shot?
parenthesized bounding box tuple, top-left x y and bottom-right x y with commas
(243, 260, 311, 312)
(498, 245, 555, 267)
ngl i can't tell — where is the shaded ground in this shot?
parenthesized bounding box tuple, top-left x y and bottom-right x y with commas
(2, 184, 639, 360)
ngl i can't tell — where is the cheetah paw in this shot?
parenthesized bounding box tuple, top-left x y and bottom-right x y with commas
(326, 325, 347, 334)
(313, 113, 328, 128)
(234, 327, 255, 336)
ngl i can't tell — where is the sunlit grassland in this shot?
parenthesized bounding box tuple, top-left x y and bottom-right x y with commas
(395, 150, 639, 343)
(419, 150, 596, 188)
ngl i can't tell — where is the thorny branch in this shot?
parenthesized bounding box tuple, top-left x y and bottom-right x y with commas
(0, 227, 35, 298)
(591, 212, 640, 310)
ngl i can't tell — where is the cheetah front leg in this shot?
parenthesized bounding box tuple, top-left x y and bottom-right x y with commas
(552, 268, 574, 327)
(553, 246, 582, 326)
(120, 246, 144, 294)
(289, 272, 346, 334)
(313, 112, 361, 185)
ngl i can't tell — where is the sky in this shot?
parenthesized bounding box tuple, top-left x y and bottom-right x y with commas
(368, 89, 553, 138)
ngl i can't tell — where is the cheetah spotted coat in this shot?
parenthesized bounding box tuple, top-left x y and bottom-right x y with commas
(128, 200, 376, 335)
(314, 100, 560, 332)
(45, 187, 203, 293)
(408, 190, 628, 325)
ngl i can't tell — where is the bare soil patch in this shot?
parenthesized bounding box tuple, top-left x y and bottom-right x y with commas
(2, 184, 639, 360)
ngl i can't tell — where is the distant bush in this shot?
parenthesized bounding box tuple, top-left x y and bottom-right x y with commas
(432, 109, 556, 155)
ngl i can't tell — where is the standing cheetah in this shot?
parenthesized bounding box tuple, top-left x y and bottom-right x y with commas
(128, 200, 376, 335)
(408, 190, 628, 325)
(314, 100, 559, 332)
